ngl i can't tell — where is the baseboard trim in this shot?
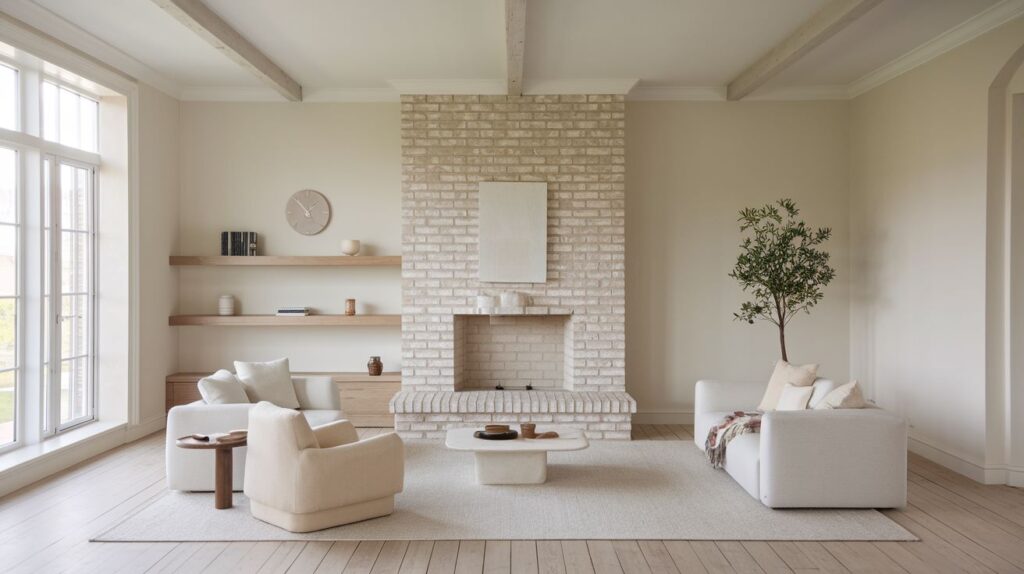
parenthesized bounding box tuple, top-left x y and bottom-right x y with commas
(633, 411, 694, 425)
(126, 414, 166, 442)
(907, 434, 1024, 485)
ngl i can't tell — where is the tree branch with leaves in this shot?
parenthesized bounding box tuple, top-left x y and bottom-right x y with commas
(729, 198, 835, 361)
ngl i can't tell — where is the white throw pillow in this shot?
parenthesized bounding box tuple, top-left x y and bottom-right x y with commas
(757, 359, 818, 412)
(776, 383, 815, 411)
(197, 369, 250, 404)
(234, 358, 300, 408)
(814, 380, 867, 409)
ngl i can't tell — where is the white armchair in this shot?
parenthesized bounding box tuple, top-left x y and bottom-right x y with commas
(165, 376, 344, 491)
(244, 402, 405, 532)
(694, 378, 907, 508)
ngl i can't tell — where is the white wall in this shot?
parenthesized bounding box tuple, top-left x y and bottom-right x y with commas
(849, 16, 1024, 479)
(137, 83, 180, 426)
(626, 101, 851, 420)
(176, 103, 402, 374)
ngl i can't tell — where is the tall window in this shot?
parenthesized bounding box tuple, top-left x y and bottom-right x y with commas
(0, 148, 16, 448)
(0, 48, 101, 452)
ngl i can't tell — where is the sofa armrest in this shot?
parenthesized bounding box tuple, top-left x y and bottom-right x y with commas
(165, 403, 256, 491)
(312, 419, 360, 448)
(694, 380, 764, 414)
(296, 433, 405, 512)
(292, 376, 341, 411)
(759, 408, 907, 508)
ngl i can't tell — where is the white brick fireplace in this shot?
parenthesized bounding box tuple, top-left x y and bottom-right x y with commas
(391, 94, 636, 439)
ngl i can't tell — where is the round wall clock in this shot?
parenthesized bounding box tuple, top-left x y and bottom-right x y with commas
(286, 189, 331, 235)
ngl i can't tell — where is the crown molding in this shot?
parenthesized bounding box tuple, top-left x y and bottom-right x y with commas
(848, 0, 1024, 98)
(627, 86, 725, 101)
(523, 78, 638, 95)
(388, 79, 506, 95)
(0, 0, 182, 97)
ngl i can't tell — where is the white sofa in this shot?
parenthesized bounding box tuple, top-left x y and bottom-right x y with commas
(694, 378, 907, 508)
(166, 376, 345, 491)
(244, 402, 405, 532)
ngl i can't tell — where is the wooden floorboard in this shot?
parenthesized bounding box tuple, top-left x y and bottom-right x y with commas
(0, 425, 1018, 573)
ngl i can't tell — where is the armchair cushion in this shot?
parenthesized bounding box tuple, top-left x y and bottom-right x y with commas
(235, 358, 300, 408)
(312, 419, 360, 448)
(197, 370, 249, 404)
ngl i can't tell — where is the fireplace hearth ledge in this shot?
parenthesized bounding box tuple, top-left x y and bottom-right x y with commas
(390, 390, 637, 440)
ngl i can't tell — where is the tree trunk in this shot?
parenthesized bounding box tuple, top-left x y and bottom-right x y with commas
(779, 324, 788, 362)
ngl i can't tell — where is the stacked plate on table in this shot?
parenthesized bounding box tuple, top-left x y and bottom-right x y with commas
(473, 424, 519, 440)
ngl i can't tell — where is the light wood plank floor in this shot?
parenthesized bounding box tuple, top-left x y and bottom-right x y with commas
(1, 425, 1022, 573)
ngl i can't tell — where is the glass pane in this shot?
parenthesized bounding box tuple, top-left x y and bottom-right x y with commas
(60, 357, 88, 424)
(0, 147, 14, 224)
(61, 294, 88, 359)
(0, 370, 13, 446)
(58, 87, 79, 149)
(79, 97, 97, 153)
(60, 166, 89, 231)
(0, 64, 15, 131)
(61, 232, 89, 294)
(42, 82, 57, 142)
(0, 299, 14, 370)
(0, 226, 14, 297)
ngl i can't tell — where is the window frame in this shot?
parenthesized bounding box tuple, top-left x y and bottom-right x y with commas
(43, 156, 98, 434)
(41, 77, 99, 154)
(0, 144, 20, 455)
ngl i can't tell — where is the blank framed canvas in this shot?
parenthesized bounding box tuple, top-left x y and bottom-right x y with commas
(478, 182, 548, 283)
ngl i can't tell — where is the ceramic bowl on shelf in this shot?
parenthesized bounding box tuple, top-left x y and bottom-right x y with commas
(341, 239, 361, 256)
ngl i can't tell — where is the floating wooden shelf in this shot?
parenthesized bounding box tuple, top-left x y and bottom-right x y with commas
(169, 255, 401, 267)
(168, 314, 401, 326)
(166, 371, 401, 427)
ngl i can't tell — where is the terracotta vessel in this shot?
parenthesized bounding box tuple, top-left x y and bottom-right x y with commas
(345, 298, 356, 316)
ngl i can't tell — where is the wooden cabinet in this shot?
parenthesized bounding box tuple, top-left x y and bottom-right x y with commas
(165, 372, 400, 428)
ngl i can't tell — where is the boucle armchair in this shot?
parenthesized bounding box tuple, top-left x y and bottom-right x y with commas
(694, 379, 907, 508)
(165, 375, 344, 491)
(243, 402, 405, 532)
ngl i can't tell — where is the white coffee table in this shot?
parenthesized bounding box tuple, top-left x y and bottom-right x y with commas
(445, 427, 589, 485)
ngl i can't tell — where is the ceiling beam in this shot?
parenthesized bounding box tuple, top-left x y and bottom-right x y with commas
(505, 0, 526, 96)
(151, 0, 302, 101)
(726, 0, 883, 101)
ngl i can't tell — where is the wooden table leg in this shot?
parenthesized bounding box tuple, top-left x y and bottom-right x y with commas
(214, 447, 233, 509)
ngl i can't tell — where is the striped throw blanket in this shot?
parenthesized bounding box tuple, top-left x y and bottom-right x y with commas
(705, 411, 762, 469)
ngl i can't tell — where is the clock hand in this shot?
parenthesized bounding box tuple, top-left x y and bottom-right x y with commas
(291, 197, 311, 217)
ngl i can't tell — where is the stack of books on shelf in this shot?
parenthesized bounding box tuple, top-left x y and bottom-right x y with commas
(221, 231, 258, 256)
(276, 307, 310, 317)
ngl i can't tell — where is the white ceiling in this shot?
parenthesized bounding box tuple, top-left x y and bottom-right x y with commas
(5, 0, 1018, 100)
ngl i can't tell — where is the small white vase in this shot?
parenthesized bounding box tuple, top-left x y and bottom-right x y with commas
(340, 239, 361, 256)
(218, 295, 235, 316)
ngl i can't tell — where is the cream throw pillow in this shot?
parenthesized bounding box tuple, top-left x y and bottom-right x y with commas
(234, 358, 300, 408)
(814, 380, 867, 409)
(776, 383, 815, 411)
(757, 359, 818, 412)
(197, 369, 250, 404)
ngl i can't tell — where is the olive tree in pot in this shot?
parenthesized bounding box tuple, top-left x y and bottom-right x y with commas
(729, 199, 835, 362)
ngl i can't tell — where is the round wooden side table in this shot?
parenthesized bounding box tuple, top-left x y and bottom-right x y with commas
(175, 434, 247, 509)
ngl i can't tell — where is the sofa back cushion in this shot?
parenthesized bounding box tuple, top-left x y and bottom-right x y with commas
(757, 360, 818, 411)
(235, 358, 300, 408)
(814, 380, 868, 409)
(198, 370, 250, 404)
(776, 383, 815, 411)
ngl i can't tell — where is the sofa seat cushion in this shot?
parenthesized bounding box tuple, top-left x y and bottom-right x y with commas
(301, 409, 345, 427)
(694, 411, 733, 451)
(723, 433, 761, 500)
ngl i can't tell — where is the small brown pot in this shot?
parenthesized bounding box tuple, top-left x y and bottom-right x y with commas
(367, 356, 383, 376)
(345, 299, 356, 316)
(520, 423, 537, 439)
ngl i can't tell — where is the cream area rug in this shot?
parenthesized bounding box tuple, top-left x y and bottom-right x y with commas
(95, 441, 914, 541)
